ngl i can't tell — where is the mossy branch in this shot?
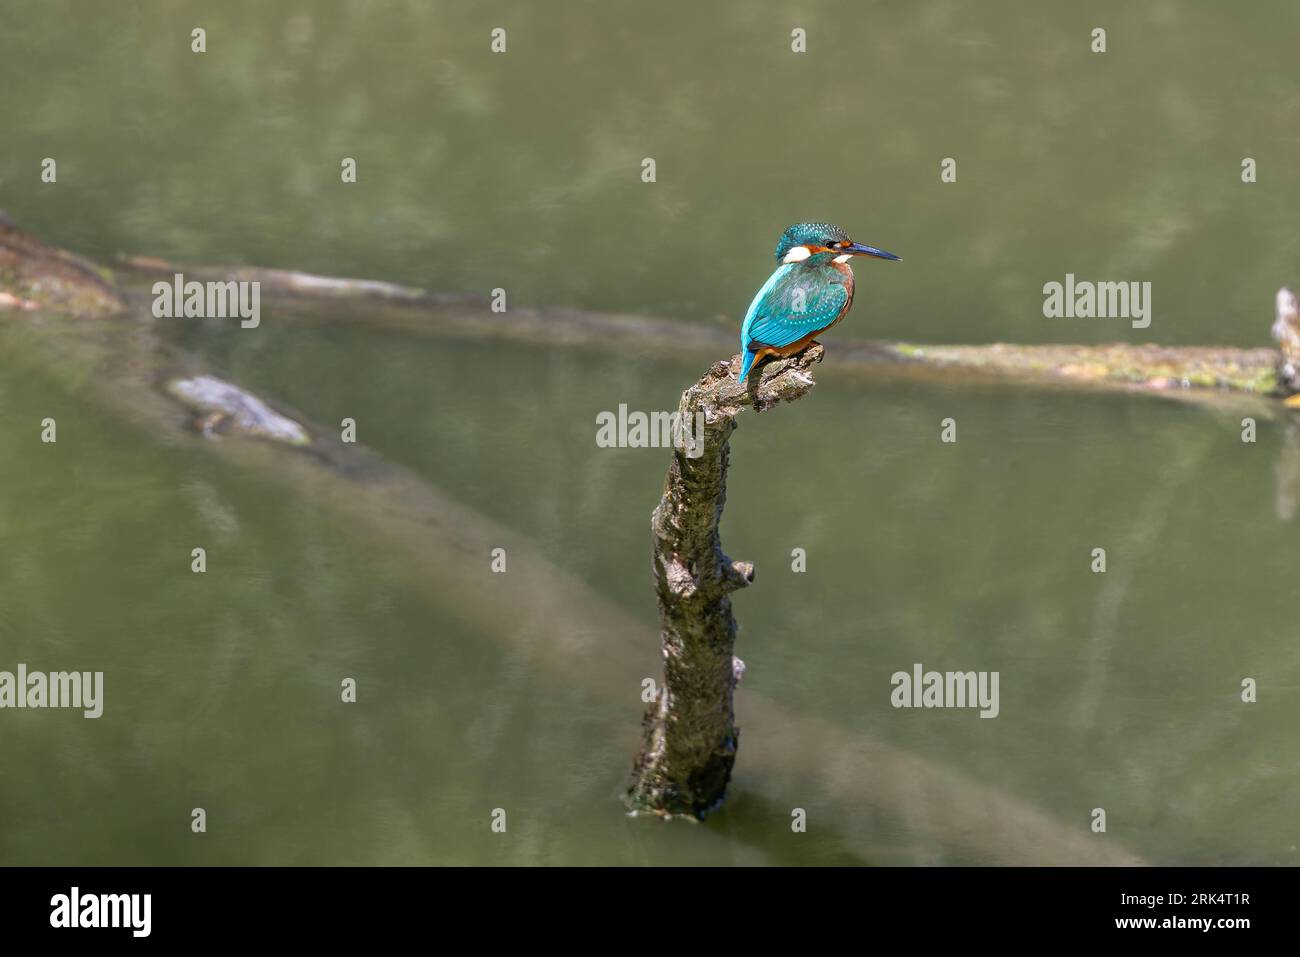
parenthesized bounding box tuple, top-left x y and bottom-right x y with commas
(111, 249, 1295, 402)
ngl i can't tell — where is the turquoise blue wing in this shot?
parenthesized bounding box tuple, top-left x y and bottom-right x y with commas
(740, 265, 849, 353)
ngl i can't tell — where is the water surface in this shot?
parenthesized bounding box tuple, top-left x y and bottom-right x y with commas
(0, 0, 1296, 865)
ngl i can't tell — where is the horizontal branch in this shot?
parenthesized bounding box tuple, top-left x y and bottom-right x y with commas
(114, 253, 1285, 401)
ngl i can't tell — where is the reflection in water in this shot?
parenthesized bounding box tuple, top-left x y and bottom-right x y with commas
(1073, 438, 1208, 729)
(1275, 420, 1300, 522)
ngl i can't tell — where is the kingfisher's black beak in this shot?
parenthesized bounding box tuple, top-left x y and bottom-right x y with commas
(846, 241, 901, 261)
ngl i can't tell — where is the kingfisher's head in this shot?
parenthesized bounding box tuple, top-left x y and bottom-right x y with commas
(774, 222, 901, 265)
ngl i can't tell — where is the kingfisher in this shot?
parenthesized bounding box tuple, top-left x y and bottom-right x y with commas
(737, 222, 900, 383)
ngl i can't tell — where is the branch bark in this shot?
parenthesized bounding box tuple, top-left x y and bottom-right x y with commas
(626, 344, 824, 818)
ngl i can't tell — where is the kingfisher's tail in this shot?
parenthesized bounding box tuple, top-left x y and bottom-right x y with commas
(738, 350, 756, 384)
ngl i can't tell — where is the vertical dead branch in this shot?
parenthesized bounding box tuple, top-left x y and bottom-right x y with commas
(626, 344, 824, 818)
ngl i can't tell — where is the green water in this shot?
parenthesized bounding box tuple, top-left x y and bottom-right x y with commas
(1, 1, 1298, 865)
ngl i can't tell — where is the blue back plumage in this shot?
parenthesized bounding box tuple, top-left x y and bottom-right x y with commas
(739, 258, 851, 382)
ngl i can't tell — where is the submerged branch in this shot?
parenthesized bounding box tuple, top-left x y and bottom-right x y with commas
(1, 219, 123, 317)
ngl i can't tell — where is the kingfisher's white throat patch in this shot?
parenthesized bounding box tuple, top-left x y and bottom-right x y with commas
(782, 245, 813, 263)
(833, 254, 853, 264)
